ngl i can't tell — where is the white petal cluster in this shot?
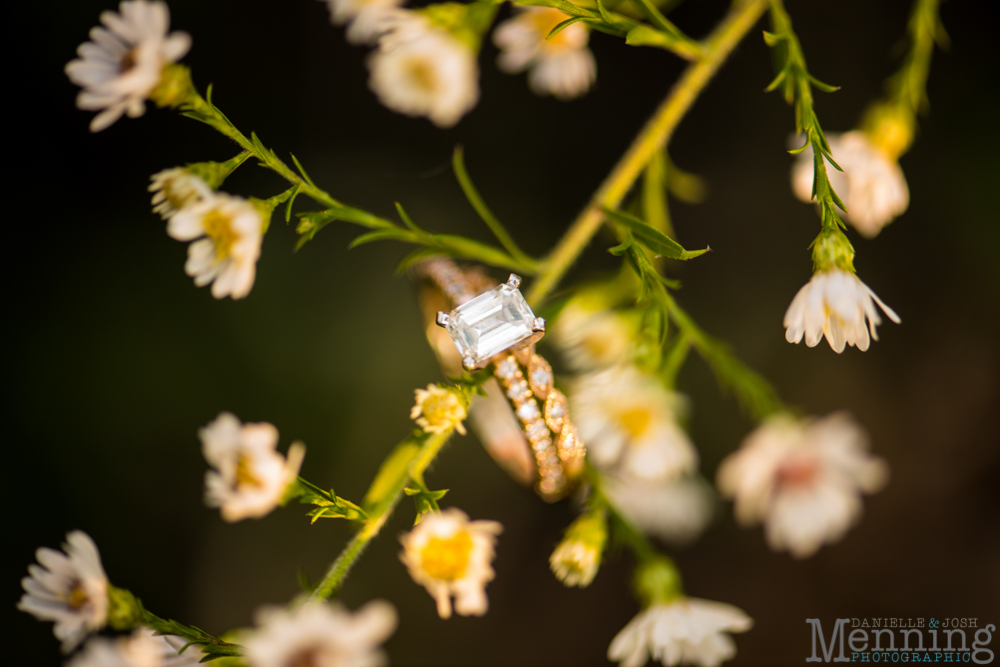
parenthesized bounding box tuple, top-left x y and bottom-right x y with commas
(200, 412, 305, 522)
(553, 302, 634, 371)
(68, 629, 190, 667)
(322, 0, 403, 45)
(573, 366, 697, 483)
(717, 413, 888, 558)
(603, 475, 713, 545)
(149, 168, 211, 220)
(609, 599, 753, 667)
(65, 1, 191, 132)
(400, 508, 502, 619)
(368, 11, 479, 128)
(784, 269, 900, 353)
(494, 7, 596, 100)
(792, 131, 909, 238)
(18, 531, 109, 652)
(167, 191, 263, 300)
(244, 601, 397, 667)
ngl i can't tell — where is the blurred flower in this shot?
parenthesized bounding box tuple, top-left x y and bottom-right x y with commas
(68, 630, 164, 667)
(573, 366, 697, 483)
(494, 7, 596, 100)
(783, 269, 900, 353)
(149, 168, 210, 219)
(608, 598, 752, 667)
(791, 131, 909, 238)
(411, 384, 467, 435)
(553, 303, 633, 371)
(368, 11, 479, 128)
(200, 412, 304, 522)
(603, 474, 713, 545)
(18, 531, 108, 652)
(244, 601, 397, 667)
(549, 509, 607, 588)
(321, 0, 403, 44)
(149, 629, 203, 666)
(167, 191, 263, 300)
(717, 412, 888, 558)
(65, 0, 191, 132)
(400, 508, 502, 619)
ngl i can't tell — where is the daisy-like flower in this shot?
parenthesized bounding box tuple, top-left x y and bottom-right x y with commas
(18, 531, 109, 652)
(167, 191, 264, 300)
(603, 474, 713, 545)
(321, 0, 403, 45)
(68, 629, 167, 667)
(552, 303, 633, 371)
(572, 366, 697, 483)
(368, 11, 479, 128)
(493, 7, 596, 100)
(411, 384, 467, 435)
(717, 412, 888, 558)
(149, 168, 211, 219)
(244, 600, 397, 667)
(791, 131, 909, 238)
(783, 268, 901, 353)
(200, 412, 305, 523)
(65, 1, 191, 132)
(609, 598, 753, 667)
(400, 507, 502, 619)
(549, 510, 607, 588)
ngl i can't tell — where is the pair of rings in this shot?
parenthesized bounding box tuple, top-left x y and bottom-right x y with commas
(415, 258, 585, 501)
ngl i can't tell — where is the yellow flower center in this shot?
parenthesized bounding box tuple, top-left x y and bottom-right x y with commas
(406, 58, 438, 94)
(422, 394, 456, 427)
(203, 209, 237, 261)
(530, 8, 574, 48)
(420, 531, 473, 581)
(619, 408, 651, 438)
(235, 454, 263, 489)
(66, 583, 89, 610)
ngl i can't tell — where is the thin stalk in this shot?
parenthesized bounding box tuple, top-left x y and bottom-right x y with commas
(308, 429, 454, 602)
(526, 0, 768, 306)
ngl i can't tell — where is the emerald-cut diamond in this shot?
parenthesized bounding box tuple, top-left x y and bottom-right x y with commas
(438, 275, 544, 370)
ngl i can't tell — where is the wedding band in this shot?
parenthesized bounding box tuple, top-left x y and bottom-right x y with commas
(415, 258, 585, 501)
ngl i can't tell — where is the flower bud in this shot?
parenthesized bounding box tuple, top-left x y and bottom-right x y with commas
(107, 586, 144, 631)
(811, 229, 855, 274)
(549, 508, 608, 588)
(632, 555, 683, 607)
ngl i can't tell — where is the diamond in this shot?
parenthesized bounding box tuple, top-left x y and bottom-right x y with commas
(527, 355, 553, 400)
(496, 357, 519, 380)
(507, 381, 529, 401)
(544, 390, 568, 434)
(445, 283, 537, 368)
(517, 401, 540, 421)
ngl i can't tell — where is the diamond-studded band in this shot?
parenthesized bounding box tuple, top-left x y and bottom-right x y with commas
(414, 258, 585, 501)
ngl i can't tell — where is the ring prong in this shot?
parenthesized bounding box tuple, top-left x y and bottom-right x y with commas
(532, 317, 546, 334)
(436, 311, 450, 328)
(507, 274, 522, 289)
(462, 355, 477, 371)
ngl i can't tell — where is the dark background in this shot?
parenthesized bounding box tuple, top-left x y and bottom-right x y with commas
(5, 0, 998, 665)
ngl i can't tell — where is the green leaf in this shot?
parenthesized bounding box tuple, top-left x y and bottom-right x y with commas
(395, 247, 445, 274)
(547, 16, 585, 39)
(350, 228, 416, 248)
(395, 202, 425, 233)
(604, 208, 709, 260)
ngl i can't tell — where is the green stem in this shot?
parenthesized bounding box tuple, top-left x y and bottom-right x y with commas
(526, 0, 768, 306)
(308, 429, 455, 602)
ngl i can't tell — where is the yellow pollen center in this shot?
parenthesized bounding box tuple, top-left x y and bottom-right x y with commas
(619, 408, 651, 438)
(235, 455, 263, 489)
(203, 210, 237, 261)
(422, 395, 453, 426)
(406, 59, 438, 94)
(66, 583, 89, 610)
(420, 531, 473, 581)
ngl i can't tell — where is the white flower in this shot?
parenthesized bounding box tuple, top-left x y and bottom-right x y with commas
(791, 131, 909, 238)
(167, 191, 263, 300)
(572, 366, 697, 483)
(493, 7, 596, 100)
(553, 303, 633, 371)
(603, 474, 713, 545)
(149, 168, 211, 219)
(244, 601, 397, 667)
(65, 0, 191, 132)
(68, 629, 166, 667)
(200, 412, 305, 522)
(783, 269, 901, 353)
(609, 598, 753, 667)
(400, 508, 502, 619)
(717, 413, 888, 558)
(368, 11, 479, 128)
(18, 531, 109, 652)
(322, 0, 403, 44)
(550, 539, 600, 588)
(411, 384, 467, 435)
(150, 629, 204, 666)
